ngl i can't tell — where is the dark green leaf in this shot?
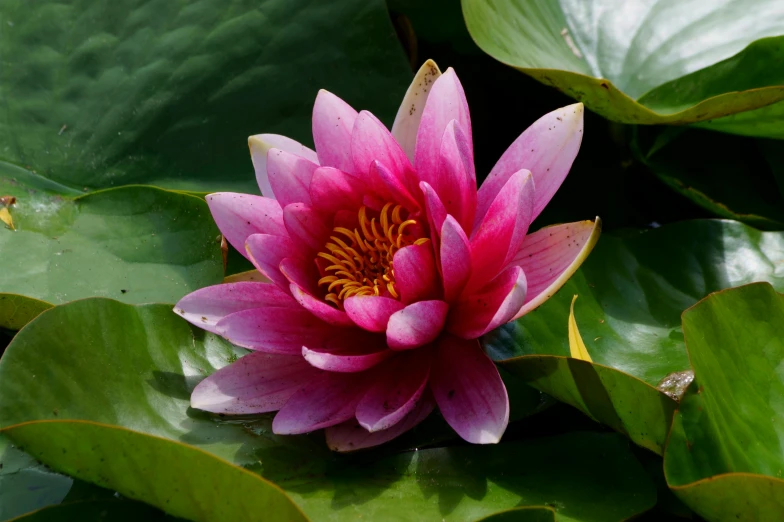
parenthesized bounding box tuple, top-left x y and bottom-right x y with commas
(10, 500, 180, 521)
(0, 295, 52, 331)
(0, 0, 411, 194)
(0, 299, 656, 521)
(665, 283, 784, 519)
(0, 435, 71, 521)
(635, 127, 784, 230)
(462, 0, 784, 135)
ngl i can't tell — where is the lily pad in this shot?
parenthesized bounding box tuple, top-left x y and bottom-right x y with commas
(462, 0, 784, 135)
(635, 127, 784, 230)
(484, 220, 784, 453)
(0, 299, 656, 521)
(0, 185, 223, 316)
(664, 283, 784, 520)
(0, 0, 411, 194)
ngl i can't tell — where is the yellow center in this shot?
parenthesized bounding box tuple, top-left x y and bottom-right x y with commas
(317, 203, 429, 306)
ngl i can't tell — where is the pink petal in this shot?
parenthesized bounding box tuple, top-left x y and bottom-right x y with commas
(174, 282, 297, 334)
(437, 120, 476, 232)
(393, 242, 440, 304)
(447, 266, 527, 339)
(215, 307, 341, 354)
(477, 103, 584, 223)
(190, 352, 319, 414)
(310, 166, 364, 215)
(283, 203, 331, 254)
(278, 256, 319, 294)
(245, 234, 297, 291)
(272, 371, 372, 434)
(511, 218, 601, 320)
(290, 284, 354, 327)
(351, 111, 415, 189)
(468, 169, 534, 291)
(326, 393, 436, 452)
(312, 90, 358, 173)
(356, 350, 431, 432)
(369, 160, 420, 211)
(414, 68, 472, 185)
(391, 60, 443, 162)
(344, 296, 405, 332)
(387, 300, 449, 350)
(248, 134, 319, 198)
(266, 148, 319, 208)
(440, 215, 471, 303)
(206, 193, 286, 260)
(430, 335, 509, 444)
(420, 181, 448, 246)
(302, 337, 390, 373)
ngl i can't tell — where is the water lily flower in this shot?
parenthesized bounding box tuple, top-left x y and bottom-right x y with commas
(175, 60, 600, 451)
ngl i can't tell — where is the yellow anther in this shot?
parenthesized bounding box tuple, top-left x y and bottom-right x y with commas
(316, 204, 428, 307)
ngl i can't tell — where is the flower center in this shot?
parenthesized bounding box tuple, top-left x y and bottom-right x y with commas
(317, 203, 429, 306)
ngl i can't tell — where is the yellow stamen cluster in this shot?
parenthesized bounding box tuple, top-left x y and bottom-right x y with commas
(318, 203, 429, 306)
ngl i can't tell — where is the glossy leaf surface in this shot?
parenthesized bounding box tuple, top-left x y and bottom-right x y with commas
(0, 0, 411, 194)
(0, 299, 657, 521)
(665, 283, 784, 520)
(462, 0, 784, 135)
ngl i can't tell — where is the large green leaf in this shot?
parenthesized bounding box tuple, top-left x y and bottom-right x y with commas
(664, 283, 784, 520)
(484, 220, 784, 453)
(0, 299, 657, 521)
(461, 0, 784, 135)
(0, 0, 411, 194)
(0, 185, 223, 315)
(635, 127, 784, 230)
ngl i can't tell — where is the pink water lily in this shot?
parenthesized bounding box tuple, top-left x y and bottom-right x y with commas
(175, 60, 600, 451)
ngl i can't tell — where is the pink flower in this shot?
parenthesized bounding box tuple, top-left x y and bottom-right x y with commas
(175, 60, 600, 451)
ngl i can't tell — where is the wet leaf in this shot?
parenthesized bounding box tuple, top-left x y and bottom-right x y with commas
(0, 299, 657, 521)
(462, 0, 784, 136)
(665, 283, 784, 520)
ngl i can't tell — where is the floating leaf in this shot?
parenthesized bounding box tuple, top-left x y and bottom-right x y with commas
(0, 0, 411, 194)
(0, 299, 657, 521)
(665, 283, 784, 520)
(636, 127, 784, 230)
(0, 185, 223, 315)
(462, 0, 784, 136)
(485, 220, 784, 453)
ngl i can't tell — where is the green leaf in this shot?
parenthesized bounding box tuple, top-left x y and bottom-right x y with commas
(664, 283, 784, 519)
(0, 299, 656, 521)
(0, 295, 52, 331)
(0, 0, 410, 194)
(5, 421, 307, 522)
(635, 127, 784, 230)
(461, 0, 784, 135)
(0, 435, 180, 521)
(475, 507, 556, 522)
(484, 220, 784, 453)
(0, 185, 223, 313)
(0, 435, 72, 521)
(10, 500, 181, 521)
